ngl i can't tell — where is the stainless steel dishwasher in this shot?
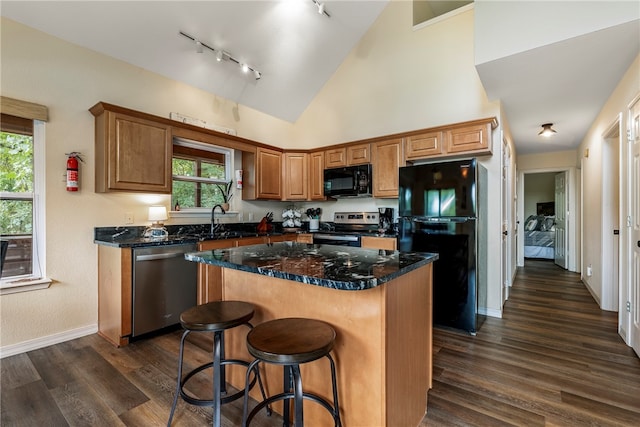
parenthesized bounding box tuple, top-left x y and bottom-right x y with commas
(132, 243, 197, 337)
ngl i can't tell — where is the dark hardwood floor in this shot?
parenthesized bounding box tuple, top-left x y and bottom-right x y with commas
(2, 260, 639, 426)
(421, 259, 640, 427)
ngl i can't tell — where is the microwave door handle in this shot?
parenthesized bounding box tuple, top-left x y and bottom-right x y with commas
(353, 170, 359, 191)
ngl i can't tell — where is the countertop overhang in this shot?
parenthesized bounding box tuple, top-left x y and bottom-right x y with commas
(185, 242, 437, 291)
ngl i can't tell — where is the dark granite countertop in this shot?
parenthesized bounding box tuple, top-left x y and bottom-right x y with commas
(185, 242, 437, 291)
(93, 224, 287, 248)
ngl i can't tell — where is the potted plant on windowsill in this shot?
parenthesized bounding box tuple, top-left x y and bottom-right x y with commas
(216, 181, 233, 211)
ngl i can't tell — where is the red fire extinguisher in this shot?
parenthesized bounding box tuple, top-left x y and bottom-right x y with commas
(66, 152, 83, 192)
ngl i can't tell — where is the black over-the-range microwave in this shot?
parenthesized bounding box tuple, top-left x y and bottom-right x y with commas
(323, 164, 372, 198)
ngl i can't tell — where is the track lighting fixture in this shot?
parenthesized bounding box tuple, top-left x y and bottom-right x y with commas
(311, 0, 330, 18)
(179, 31, 262, 81)
(538, 123, 557, 137)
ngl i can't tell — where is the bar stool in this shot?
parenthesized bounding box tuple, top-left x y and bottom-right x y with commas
(242, 317, 342, 427)
(168, 301, 269, 427)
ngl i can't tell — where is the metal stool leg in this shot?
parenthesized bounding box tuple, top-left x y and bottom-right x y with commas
(213, 330, 222, 427)
(291, 365, 304, 427)
(283, 366, 291, 427)
(327, 354, 342, 427)
(168, 329, 190, 426)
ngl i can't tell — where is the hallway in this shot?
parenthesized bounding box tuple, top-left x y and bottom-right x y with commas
(422, 259, 640, 426)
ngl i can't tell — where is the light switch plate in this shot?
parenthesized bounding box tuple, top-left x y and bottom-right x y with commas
(124, 212, 134, 224)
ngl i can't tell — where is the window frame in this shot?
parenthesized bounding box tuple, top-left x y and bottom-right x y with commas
(1, 120, 50, 294)
(171, 138, 234, 212)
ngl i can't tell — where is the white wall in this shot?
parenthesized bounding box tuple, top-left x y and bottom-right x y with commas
(0, 2, 504, 351)
(578, 54, 639, 318)
(474, 0, 639, 65)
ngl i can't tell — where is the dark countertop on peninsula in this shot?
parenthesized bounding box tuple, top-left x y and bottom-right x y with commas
(185, 241, 437, 291)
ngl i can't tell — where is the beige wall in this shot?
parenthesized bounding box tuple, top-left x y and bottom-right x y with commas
(1, 2, 505, 351)
(577, 54, 639, 313)
(524, 173, 556, 218)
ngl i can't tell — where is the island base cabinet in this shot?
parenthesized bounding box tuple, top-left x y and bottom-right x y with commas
(221, 264, 432, 427)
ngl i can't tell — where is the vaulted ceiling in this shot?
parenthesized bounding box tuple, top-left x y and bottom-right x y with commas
(2, 1, 639, 155)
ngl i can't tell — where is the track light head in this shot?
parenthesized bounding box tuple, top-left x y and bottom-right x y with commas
(195, 40, 203, 54)
(253, 69, 261, 80)
(215, 50, 223, 62)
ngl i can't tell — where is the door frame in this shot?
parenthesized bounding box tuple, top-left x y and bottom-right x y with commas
(516, 167, 579, 272)
(601, 115, 622, 312)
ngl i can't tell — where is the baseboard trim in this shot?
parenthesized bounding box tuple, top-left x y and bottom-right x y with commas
(0, 324, 98, 359)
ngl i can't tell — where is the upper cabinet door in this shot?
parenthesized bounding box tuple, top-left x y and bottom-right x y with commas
(325, 148, 347, 168)
(309, 151, 326, 200)
(444, 121, 493, 155)
(94, 110, 172, 193)
(347, 143, 371, 165)
(256, 147, 282, 200)
(283, 152, 309, 200)
(372, 138, 404, 198)
(405, 131, 443, 160)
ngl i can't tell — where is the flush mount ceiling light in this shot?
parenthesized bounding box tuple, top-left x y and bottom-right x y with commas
(179, 31, 262, 81)
(538, 123, 557, 137)
(311, 0, 331, 17)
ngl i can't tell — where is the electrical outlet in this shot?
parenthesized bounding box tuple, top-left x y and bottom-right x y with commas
(586, 265, 592, 277)
(124, 212, 134, 224)
(237, 211, 243, 222)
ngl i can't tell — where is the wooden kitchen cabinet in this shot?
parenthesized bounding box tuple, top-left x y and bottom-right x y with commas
(347, 143, 371, 165)
(444, 119, 495, 155)
(361, 236, 397, 250)
(325, 143, 370, 168)
(296, 233, 314, 244)
(90, 103, 172, 193)
(242, 147, 282, 200)
(97, 245, 132, 347)
(270, 234, 298, 243)
(197, 238, 236, 304)
(325, 148, 347, 168)
(309, 150, 325, 200)
(372, 138, 404, 198)
(283, 152, 309, 200)
(405, 131, 443, 160)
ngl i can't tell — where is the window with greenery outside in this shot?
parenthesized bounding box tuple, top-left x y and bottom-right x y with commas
(172, 156, 230, 208)
(1, 130, 34, 277)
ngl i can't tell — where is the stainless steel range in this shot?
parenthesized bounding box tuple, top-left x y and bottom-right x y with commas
(313, 211, 380, 247)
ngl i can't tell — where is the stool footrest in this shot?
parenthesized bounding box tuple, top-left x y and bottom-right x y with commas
(179, 359, 259, 407)
(246, 391, 340, 426)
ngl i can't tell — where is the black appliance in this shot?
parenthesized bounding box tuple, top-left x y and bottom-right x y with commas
(323, 164, 372, 198)
(398, 159, 487, 334)
(312, 211, 380, 247)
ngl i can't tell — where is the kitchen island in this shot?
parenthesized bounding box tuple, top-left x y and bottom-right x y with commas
(186, 242, 437, 427)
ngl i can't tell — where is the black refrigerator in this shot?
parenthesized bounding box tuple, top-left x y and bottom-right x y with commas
(398, 158, 487, 334)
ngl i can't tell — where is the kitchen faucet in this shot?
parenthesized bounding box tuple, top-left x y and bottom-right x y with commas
(210, 204, 226, 235)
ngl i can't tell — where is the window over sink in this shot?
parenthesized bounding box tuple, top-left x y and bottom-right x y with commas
(171, 138, 233, 210)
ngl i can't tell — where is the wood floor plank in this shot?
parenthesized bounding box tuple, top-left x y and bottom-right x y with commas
(0, 352, 40, 390)
(0, 379, 69, 426)
(50, 380, 125, 427)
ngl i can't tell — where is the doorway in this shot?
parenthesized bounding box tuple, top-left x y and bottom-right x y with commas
(516, 168, 578, 272)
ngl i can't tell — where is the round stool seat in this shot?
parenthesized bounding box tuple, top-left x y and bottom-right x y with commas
(180, 300, 254, 332)
(247, 318, 336, 364)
